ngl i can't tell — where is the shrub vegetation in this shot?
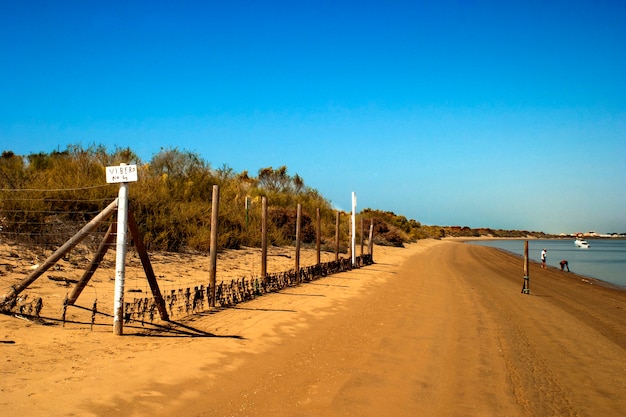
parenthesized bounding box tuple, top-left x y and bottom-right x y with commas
(0, 145, 551, 253)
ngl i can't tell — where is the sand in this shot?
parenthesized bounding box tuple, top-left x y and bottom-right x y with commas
(1, 239, 625, 417)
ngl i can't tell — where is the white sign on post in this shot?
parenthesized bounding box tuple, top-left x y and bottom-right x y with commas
(106, 164, 138, 183)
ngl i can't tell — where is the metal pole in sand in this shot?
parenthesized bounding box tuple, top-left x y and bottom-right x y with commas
(261, 196, 268, 283)
(105, 162, 138, 334)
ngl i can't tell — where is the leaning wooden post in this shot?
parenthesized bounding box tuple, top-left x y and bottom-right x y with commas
(261, 196, 268, 283)
(316, 208, 321, 265)
(67, 221, 116, 305)
(127, 210, 169, 321)
(295, 203, 302, 284)
(521, 240, 530, 294)
(113, 176, 130, 335)
(334, 211, 340, 262)
(209, 185, 220, 307)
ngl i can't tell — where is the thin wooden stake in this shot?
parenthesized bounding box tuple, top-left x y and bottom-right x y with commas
(62, 294, 68, 327)
(91, 299, 97, 331)
(368, 219, 374, 260)
(295, 203, 302, 284)
(334, 211, 340, 262)
(316, 207, 321, 266)
(351, 192, 356, 266)
(360, 217, 364, 258)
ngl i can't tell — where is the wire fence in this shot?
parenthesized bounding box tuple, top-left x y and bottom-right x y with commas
(1, 187, 374, 330)
(124, 255, 372, 323)
(1, 187, 114, 322)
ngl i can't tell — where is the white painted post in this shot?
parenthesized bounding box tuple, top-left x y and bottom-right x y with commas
(351, 192, 357, 266)
(113, 168, 129, 335)
(261, 196, 268, 282)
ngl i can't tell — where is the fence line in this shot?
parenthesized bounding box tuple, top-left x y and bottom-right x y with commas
(1, 186, 375, 329)
(124, 255, 373, 323)
(0, 184, 110, 193)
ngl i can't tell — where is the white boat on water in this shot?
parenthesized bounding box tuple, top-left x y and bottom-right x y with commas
(575, 239, 590, 248)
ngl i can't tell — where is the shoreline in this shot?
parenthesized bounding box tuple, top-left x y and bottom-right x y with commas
(449, 235, 626, 241)
(453, 236, 626, 291)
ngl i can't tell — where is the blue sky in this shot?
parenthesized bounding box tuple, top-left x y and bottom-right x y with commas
(1, 0, 625, 234)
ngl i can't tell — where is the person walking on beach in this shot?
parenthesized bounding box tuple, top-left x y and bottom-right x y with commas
(560, 259, 570, 272)
(541, 249, 547, 269)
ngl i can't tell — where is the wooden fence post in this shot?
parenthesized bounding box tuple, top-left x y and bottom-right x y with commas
(346, 212, 352, 262)
(521, 240, 530, 294)
(351, 192, 356, 266)
(295, 203, 302, 284)
(209, 185, 219, 307)
(360, 217, 364, 257)
(316, 207, 321, 265)
(127, 210, 169, 321)
(368, 219, 374, 260)
(334, 211, 340, 262)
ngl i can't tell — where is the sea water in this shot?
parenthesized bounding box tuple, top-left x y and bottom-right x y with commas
(467, 239, 626, 288)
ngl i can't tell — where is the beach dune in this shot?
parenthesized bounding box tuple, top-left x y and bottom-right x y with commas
(1, 239, 625, 416)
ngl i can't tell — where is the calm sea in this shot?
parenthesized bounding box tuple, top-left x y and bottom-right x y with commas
(466, 239, 626, 288)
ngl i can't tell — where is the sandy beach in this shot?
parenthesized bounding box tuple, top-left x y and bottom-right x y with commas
(1, 239, 625, 417)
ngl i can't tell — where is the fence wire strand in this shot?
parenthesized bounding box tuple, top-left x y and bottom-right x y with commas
(1, 186, 374, 331)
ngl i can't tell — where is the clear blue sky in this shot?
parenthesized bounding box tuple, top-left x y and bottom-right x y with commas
(1, 0, 625, 234)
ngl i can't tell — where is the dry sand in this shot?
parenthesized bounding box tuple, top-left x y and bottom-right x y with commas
(1, 239, 625, 417)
